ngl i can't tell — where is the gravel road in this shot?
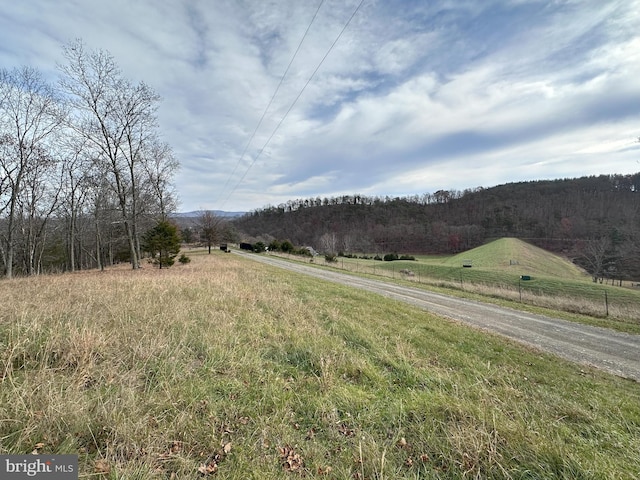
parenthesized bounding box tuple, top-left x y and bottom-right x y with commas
(236, 251, 640, 382)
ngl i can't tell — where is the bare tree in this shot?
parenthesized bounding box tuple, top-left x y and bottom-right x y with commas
(318, 232, 338, 254)
(579, 236, 613, 283)
(140, 139, 179, 221)
(59, 40, 167, 270)
(16, 144, 65, 275)
(59, 132, 95, 271)
(0, 67, 64, 278)
(197, 210, 221, 254)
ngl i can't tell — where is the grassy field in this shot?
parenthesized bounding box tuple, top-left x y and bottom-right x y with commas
(313, 239, 640, 332)
(439, 238, 587, 279)
(1, 252, 640, 479)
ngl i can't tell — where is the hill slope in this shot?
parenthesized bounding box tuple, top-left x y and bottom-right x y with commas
(443, 238, 588, 279)
(233, 173, 640, 280)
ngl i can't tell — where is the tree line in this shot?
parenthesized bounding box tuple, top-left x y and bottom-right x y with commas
(0, 40, 178, 278)
(233, 174, 640, 282)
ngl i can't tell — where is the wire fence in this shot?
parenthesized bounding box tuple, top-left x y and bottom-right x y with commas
(298, 255, 640, 324)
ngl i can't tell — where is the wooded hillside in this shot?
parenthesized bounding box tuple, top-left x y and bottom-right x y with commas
(233, 173, 640, 281)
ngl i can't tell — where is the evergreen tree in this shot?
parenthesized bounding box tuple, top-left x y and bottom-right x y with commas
(142, 221, 181, 268)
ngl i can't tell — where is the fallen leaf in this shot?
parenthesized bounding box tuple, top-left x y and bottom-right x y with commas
(337, 423, 355, 437)
(197, 462, 218, 475)
(94, 459, 111, 474)
(31, 442, 45, 454)
(223, 442, 232, 454)
(279, 445, 304, 472)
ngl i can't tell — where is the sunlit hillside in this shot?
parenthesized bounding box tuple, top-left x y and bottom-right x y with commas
(442, 238, 588, 279)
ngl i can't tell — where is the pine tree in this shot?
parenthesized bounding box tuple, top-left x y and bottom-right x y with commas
(142, 221, 181, 268)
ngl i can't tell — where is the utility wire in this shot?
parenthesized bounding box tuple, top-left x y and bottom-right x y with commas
(220, 0, 366, 209)
(214, 0, 325, 206)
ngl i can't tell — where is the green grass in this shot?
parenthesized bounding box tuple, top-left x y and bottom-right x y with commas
(312, 239, 640, 330)
(1, 253, 639, 479)
(441, 238, 587, 279)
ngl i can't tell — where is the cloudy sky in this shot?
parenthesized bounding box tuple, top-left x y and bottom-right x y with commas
(1, 0, 639, 212)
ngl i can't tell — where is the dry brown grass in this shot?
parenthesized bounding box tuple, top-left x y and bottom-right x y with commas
(1, 252, 639, 479)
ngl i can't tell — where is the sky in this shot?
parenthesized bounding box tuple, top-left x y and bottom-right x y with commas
(1, 0, 639, 213)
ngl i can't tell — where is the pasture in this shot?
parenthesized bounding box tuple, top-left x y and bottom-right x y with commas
(1, 251, 639, 479)
(313, 238, 640, 333)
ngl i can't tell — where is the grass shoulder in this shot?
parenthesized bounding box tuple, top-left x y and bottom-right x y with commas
(262, 251, 640, 335)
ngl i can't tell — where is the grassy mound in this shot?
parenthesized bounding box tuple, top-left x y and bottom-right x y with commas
(442, 238, 586, 279)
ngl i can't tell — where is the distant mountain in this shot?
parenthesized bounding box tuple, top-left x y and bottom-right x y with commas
(173, 210, 246, 219)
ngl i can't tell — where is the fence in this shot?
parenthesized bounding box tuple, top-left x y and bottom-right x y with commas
(307, 256, 640, 323)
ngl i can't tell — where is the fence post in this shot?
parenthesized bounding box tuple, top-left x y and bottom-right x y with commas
(605, 291, 609, 317)
(519, 278, 522, 302)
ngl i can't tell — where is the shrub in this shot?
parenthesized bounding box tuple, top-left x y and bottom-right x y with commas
(281, 240, 295, 253)
(253, 241, 266, 253)
(399, 254, 416, 261)
(383, 253, 399, 261)
(268, 239, 281, 252)
(178, 254, 191, 264)
(325, 253, 338, 263)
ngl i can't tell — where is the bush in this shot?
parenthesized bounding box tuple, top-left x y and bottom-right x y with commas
(281, 240, 295, 253)
(178, 254, 191, 264)
(325, 253, 338, 263)
(253, 241, 266, 253)
(268, 239, 281, 252)
(384, 253, 399, 261)
(374, 255, 383, 261)
(399, 254, 416, 261)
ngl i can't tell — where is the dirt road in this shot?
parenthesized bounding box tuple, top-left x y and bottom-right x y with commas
(236, 251, 640, 382)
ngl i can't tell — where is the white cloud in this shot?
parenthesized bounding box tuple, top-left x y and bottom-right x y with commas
(1, 0, 639, 212)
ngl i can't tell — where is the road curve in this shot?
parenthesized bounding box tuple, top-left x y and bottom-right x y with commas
(235, 251, 640, 382)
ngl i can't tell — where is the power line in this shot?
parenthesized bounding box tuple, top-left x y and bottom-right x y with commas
(220, 0, 366, 210)
(214, 0, 325, 206)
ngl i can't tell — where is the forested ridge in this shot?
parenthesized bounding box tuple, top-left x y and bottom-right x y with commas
(233, 173, 640, 281)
